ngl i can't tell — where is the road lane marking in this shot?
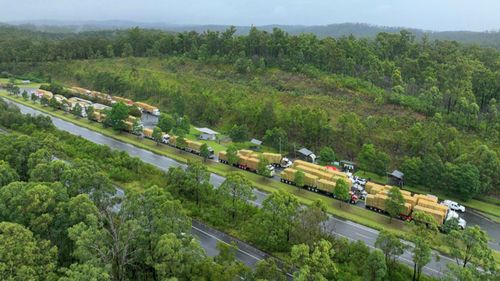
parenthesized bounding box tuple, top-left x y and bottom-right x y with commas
(192, 225, 263, 262)
(354, 232, 373, 240)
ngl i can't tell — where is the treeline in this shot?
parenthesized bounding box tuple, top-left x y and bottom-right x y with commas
(1, 99, 496, 280)
(0, 26, 499, 197)
(1, 25, 499, 119)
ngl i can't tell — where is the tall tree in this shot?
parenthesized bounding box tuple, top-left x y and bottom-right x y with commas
(256, 156, 271, 177)
(0, 222, 57, 281)
(86, 105, 94, 121)
(152, 126, 163, 145)
(294, 170, 305, 189)
(251, 191, 299, 251)
(375, 230, 407, 274)
(319, 146, 336, 165)
(447, 226, 495, 270)
(291, 239, 338, 281)
(105, 102, 129, 132)
(157, 113, 175, 133)
(199, 143, 210, 162)
(184, 160, 211, 206)
(364, 250, 387, 281)
(226, 144, 239, 166)
(334, 178, 351, 207)
(385, 187, 405, 223)
(218, 173, 255, 223)
(412, 237, 431, 281)
(0, 160, 19, 187)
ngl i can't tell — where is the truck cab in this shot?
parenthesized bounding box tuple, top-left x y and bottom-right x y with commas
(446, 210, 467, 229)
(161, 134, 170, 144)
(280, 157, 292, 168)
(442, 200, 465, 213)
(152, 109, 160, 116)
(207, 147, 215, 159)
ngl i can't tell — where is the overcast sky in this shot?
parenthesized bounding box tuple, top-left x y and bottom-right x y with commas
(1, 0, 499, 31)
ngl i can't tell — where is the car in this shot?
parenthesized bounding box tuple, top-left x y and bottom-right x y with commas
(442, 200, 466, 213)
(357, 178, 367, 186)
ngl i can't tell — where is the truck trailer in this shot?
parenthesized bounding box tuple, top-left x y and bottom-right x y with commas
(135, 102, 160, 116)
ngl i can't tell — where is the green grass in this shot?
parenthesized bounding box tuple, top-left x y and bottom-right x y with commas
(186, 126, 229, 154)
(0, 78, 46, 89)
(354, 170, 389, 184)
(0, 92, 410, 233)
(3, 92, 499, 265)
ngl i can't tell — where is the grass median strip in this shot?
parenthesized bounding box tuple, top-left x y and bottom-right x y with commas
(2, 92, 499, 265)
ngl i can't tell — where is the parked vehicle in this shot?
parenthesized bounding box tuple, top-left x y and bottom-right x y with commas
(441, 200, 466, 213)
(365, 192, 467, 229)
(280, 167, 359, 204)
(135, 102, 160, 116)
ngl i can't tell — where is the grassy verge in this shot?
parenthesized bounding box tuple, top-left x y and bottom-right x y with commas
(0, 92, 411, 233)
(2, 92, 499, 265)
(354, 170, 389, 184)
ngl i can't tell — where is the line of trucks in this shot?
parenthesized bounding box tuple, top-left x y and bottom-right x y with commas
(91, 110, 216, 159)
(364, 182, 466, 229)
(36, 86, 467, 230)
(217, 149, 466, 228)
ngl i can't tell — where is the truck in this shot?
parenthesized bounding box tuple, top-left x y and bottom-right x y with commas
(135, 102, 160, 116)
(92, 111, 107, 123)
(365, 192, 467, 228)
(186, 140, 215, 159)
(243, 157, 274, 177)
(262, 152, 292, 168)
(441, 200, 466, 213)
(280, 168, 359, 203)
(112, 96, 134, 106)
(143, 128, 170, 143)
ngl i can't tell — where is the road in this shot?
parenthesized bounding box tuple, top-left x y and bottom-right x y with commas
(4, 98, 477, 277)
(14, 85, 500, 250)
(134, 100, 500, 252)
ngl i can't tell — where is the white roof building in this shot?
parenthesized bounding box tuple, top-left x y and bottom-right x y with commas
(196, 127, 219, 141)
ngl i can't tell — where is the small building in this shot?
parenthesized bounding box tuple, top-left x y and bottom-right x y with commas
(388, 170, 404, 186)
(340, 160, 356, 173)
(249, 138, 262, 150)
(297, 147, 317, 163)
(196, 127, 219, 141)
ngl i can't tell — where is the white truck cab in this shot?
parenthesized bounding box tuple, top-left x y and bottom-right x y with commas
(161, 134, 170, 144)
(280, 157, 292, 168)
(442, 200, 466, 213)
(152, 109, 160, 116)
(447, 210, 467, 230)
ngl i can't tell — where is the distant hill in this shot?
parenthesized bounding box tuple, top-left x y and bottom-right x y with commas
(5, 20, 500, 48)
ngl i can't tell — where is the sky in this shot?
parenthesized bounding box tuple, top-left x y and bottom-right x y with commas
(1, 0, 500, 31)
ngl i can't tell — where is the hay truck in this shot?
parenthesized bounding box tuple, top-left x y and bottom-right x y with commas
(262, 152, 292, 168)
(186, 140, 215, 159)
(135, 102, 160, 116)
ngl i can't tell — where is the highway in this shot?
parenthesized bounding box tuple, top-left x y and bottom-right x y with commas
(4, 98, 478, 277)
(15, 86, 500, 251)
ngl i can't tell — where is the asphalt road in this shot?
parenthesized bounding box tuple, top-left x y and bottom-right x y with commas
(16, 86, 500, 250)
(5, 98, 478, 277)
(133, 102, 500, 252)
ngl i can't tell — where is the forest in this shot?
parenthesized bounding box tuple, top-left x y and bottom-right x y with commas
(0, 94, 497, 280)
(0, 25, 498, 201)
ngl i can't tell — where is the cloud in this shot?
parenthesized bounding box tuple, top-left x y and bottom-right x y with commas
(0, 0, 499, 31)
